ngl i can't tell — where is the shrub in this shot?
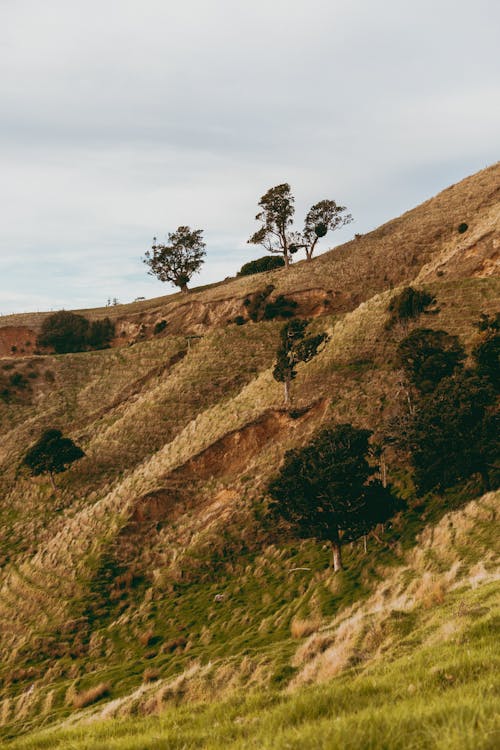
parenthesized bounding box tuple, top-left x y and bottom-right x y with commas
(263, 295, 298, 320)
(396, 328, 466, 393)
(153, 319, 168, 335)
(86, 317, 115, 349)
(37, 311, 114, 353)
(9, 372, 27, 389)
(237, 256, 285, 276)
(38, 311, 90, 353)
(458, 222, 468, 233)
(386, 287, 436, 328)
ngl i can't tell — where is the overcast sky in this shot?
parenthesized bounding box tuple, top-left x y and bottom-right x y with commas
(1, 0, 499, 314)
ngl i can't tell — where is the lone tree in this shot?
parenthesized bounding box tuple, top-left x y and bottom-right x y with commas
(301, 199, 352, 261)
(144, 226, 206, 293)
(248, 184, 295, 268)
(248, 185, 353, 267)
(22, 429, 85, 490)
(273, 319, 328, 405)
(268, 424, 398, 571)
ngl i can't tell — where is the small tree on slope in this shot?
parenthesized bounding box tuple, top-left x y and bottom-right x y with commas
(272, 319, 328, 405)
(22, 429, 85, 490)
(267, 424, 399, 571)
(144, 226, 206, 293)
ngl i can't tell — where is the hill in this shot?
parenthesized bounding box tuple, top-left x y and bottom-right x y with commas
(0, 163, 499, 748)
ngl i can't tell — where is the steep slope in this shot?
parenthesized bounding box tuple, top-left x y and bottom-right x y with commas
(0, 163, 499, 746)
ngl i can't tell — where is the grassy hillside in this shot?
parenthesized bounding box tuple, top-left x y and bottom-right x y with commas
(0, 163, 499, 747)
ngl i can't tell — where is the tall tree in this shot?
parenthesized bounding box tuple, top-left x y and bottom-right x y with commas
(268, 424, 399, 571)
(22, 429, 85, 490)
(144, 226, 206, 293)
(248, 184, 295, 268)
(273, 319, 328, 404)
(301, 199, 353, 261)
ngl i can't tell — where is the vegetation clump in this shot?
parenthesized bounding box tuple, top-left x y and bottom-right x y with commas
(237, 256, 285, 276)
(396, 328, 465, 393)
(386, 286, 436, 328)
(458, 222, 468, 233)
(153, 319, 168, 335)
(37, 311, 115, 353)
(22, 429, 85, 489)
(243, 285, 298, 323)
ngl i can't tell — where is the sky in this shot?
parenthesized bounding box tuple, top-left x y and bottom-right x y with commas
(1, 0, 499, 314)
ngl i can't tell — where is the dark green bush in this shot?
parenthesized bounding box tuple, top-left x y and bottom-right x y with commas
(237, 256, 285, 276)
(87, 318, 115, 349)
(37, 312, 114, 353)
(386, 286, 436, 328)
(263, 295, 298, 320)
(458, 222, 468, 234)
(38, 311, 90, 353)
(153, 320, 168, 335)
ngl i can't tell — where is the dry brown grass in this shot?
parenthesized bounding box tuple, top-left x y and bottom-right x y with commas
(71, 682, 111, 709)
(290, 616, 323, 639)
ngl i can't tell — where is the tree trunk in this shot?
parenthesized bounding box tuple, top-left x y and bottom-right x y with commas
(49, 471, 57, 491)
(180, 283, 189, 294)
(283, 252, 290, 268)
(380, 454, 387, 488)
(283, 378, 291, 406)
(331, 538, 343, 571)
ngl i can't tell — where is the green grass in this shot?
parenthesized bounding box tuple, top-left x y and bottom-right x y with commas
(5, 581, 499, 749)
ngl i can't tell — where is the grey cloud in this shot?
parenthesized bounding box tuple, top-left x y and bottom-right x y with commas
(1, 0, 499, 313)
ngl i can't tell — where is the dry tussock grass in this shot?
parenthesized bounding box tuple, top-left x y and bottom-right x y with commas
(291, 491, 500, 688)
(71, 682, 111, 709)
(290, 616, 323, 639)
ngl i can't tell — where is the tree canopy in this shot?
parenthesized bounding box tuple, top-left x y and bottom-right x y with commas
(144, 226, 206, 293)
(248, 184, 352, 266)
(396, 328, 465, 394)
(273, 319, 328, 404)
(248, 184, 295, 268)
(302, 199, 352, 260)
(408, 370, 498, 494)
(22, 429, 85, 489)
(268, 424, 399, 570)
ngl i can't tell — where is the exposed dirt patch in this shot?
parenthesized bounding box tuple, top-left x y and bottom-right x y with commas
(0, 326, 37, 357)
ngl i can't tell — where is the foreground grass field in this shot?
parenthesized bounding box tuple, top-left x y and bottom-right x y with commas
(7, 580, 499, 749)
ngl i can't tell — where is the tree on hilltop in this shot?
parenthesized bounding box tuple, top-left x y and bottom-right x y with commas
(144, 226, 206, 293)
(248, 184, 296, 268)
(273, 319, 328, 405)
(248, 184, 353, 266)
(268, 424, 400, 571)
(301, 199, 352, 261)
(22, 429, 85, 490)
